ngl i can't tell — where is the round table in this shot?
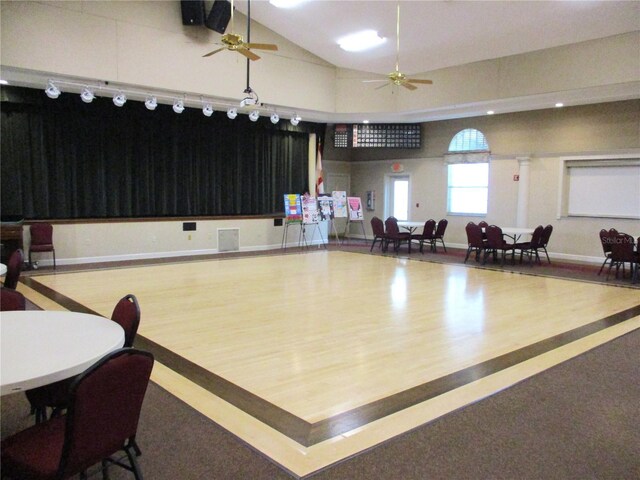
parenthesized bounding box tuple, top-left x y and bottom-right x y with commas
(1, 311, 125, 395)
(0, 263, 7, 276)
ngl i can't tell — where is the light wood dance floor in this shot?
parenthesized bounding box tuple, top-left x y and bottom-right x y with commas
(22, 251, 640, 477)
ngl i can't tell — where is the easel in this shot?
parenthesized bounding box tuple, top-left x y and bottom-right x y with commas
(327, 219, 342, 245)
(281, 220, 306, 249)
(302, 222, 328, 249)
(343, 217, 367, 243)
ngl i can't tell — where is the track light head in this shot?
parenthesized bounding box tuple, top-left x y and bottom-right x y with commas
(249, 109, 260, 122)
(113, 92, 127, 107)
(173, 98, 185, 114)
(80, 87, 95, 103)
(270, 113, 279, 124)
(227, 107, 238, 120)
(202, 103, 214, 117)
(45, 81, 61, 99)
(290, 114, 301, 126)
(145, 95, 158, 111)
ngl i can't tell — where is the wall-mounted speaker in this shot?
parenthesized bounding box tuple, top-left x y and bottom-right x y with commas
(181, 0, 205, 26)
(205, 0, 232, 34)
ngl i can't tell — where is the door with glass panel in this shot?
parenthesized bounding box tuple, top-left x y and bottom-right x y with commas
(386, 175, 410, 221)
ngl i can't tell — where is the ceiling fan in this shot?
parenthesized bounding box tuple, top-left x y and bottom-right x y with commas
(364, 3, 433, 91)
(202, 0, 278, 61)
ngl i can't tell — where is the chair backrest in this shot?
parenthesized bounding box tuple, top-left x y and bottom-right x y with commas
(465, 222, 484, 248)
(529, 225, 545, 248)
(3, 249, 24, 290)
(485, 225, 504, 248)
(371, 216, 385, 237)
(0, 287, 26, 311)
(541, 224, 553, 245)
(111, 294, 141, 348)
(58, 348, 154, 478)
(384, 217, 400, 236)
(610, 234, 635, 262)
(30, 223, 54, 247)
(422, 219, 437, 238)
(478, 221, 489, 229)
(434, 219, 448, 237)
(599, 229, 611, 254)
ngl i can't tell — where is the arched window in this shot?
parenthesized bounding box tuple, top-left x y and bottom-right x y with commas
(448, 128, 489, 152)
(446, 129, 490, 215)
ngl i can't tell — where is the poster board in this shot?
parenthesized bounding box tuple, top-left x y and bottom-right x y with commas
(332, 191, 348, 218)
(318, 194, 334, 221)
(302, 195, 320, 224)
(283, 194, 302, 222)
(347, 197, 364, 221)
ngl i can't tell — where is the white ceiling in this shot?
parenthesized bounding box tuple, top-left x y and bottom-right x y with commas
(234, 0, 639, 77)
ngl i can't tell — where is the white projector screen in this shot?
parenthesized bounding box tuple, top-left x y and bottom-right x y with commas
(567, 165, 640, 218)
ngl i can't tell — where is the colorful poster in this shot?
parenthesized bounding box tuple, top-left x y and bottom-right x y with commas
(332, 191, 348, 218)
(302, 194, 319, 224)
(347, 196, 364, 221)
(283, 194, 302, 221)
(317, 194, 334, 221)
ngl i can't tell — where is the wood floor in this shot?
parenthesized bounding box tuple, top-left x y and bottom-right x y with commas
(18, 250, 640, 478)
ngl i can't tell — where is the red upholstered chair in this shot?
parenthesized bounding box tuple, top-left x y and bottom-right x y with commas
(3, 249, 24, 290)
(26, 294, 141, 424)
(411, 219, 437, 254)
(1, 348, 154, 480)
(539, 224, 553, 264)
(464, 222, 485, 263)
(484, 225, 515, 266)
(607, 233, 636, 281)
(29, 223, 56, 269)
(597, 229, 613, 275)
(514, 225, 544, 265)
(370, 216, 388, 252)
(384, 217, 412, 253)
(432, 219, 448, 252)
(0, 286, 26, 311)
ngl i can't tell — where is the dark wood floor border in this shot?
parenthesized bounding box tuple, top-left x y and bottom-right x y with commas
(21, 276, 640, 447)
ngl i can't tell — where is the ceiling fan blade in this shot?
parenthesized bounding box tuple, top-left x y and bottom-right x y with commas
(407, 79, 433, 85)
(362, 79, 387, 83)
(400, 82, 418, 91)
(375, 82, 390, 90)
(245, 43, 278, 51)
(202, 47, 225, 58)
(237, 47, 261, 61)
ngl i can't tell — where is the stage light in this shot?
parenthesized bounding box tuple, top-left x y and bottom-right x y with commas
(227, 107, 238, 119)
(249, 109, 260, 122)
(145, 95, 158, 110)
(290, 114, 301, 126)
(113, 92, 127, 107)
(45, 81, 61, 99)
(173, 98, 185, 114)
(270, 113, 279, 124)
(80, 87, 95, 103)
(202, 103, 214, 117)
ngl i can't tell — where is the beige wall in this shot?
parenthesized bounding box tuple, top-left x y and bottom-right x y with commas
(325, 100, 640, 262)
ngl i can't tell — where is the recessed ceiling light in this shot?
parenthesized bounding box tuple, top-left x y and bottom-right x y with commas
(338, 30, 386, 52)
(555, 102, 564, 108)
(487, 110, 494, 115)
(269, 0, 305, 8)
(0, 80, 8, 85)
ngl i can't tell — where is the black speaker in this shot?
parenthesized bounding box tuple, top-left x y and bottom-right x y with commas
(205, 0, 232, 34)
(181, 0, 205, 26)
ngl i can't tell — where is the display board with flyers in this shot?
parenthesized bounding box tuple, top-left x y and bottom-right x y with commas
(347, 197, 364, 221)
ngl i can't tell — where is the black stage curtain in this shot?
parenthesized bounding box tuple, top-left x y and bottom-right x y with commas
(1, 86, 323, 219)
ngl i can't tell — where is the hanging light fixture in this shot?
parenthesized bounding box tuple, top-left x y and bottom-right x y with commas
(80, 87, 95, 103)
(113, 91, 127, 107)
(270, 113, 279, 124)
(144, 95, 158, 111)
(172, 98, 185, 114)
(227, 107, 238, 119)
(290, 114, 301, 126)
(202, 103, 214, 117)
(45, 80, 61, 99)
(249, 109, 260, 122)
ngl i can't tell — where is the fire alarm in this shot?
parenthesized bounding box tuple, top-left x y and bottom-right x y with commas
(513, 174, 520, 181)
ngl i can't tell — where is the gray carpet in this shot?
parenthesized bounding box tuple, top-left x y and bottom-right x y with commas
(2, 328, 638, 479)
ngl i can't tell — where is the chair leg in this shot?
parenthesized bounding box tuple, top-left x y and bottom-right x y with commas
(543, 247, 550, 264)
(464, 247, 472, 263)
(125, 444, 144, 480)
(53, 249, 56, 270)
(598, 257, 610, 275)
